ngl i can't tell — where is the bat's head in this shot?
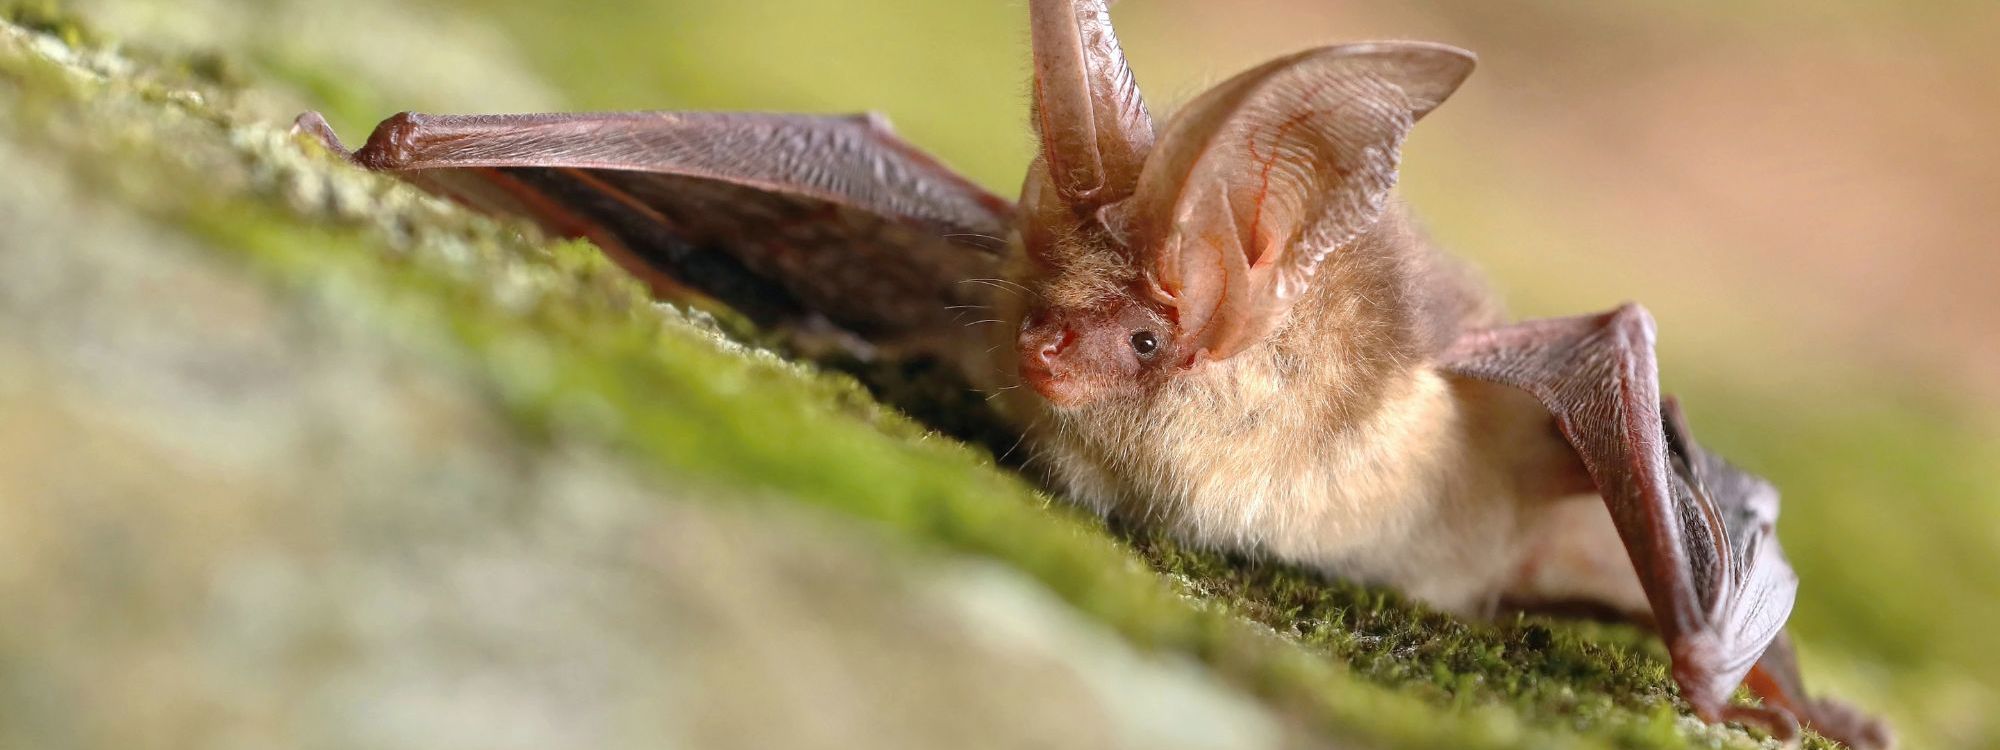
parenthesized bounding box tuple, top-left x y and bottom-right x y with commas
(1010, 0, 1475, 410)
(1010, 180, 1182, 406)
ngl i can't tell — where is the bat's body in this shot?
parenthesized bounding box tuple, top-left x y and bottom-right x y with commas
(990, 205, 1561, 614)
(1010, 226, 1638, 617)
(294, 1, 1890, 746)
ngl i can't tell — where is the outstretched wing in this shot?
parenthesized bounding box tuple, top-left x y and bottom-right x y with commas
(294, 110, 1014, 351)
(1439, 304, 1798, 730)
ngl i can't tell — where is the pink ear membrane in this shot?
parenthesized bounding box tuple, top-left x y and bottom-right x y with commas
(1334, 41, 1477, 120)
(1127, 40, 1478, 363)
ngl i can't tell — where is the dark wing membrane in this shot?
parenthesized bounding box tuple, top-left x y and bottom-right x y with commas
(1661, 398, 1795, 666)
(1439, 303, 1798, 722)
(303, 111, 1014, 347)
(1670, 401, 1893, 748)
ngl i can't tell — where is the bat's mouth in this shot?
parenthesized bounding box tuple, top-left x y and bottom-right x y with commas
(1018, 358, 1087, 408)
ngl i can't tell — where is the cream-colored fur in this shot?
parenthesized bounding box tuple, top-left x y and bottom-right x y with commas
(1008, 354, 1532, 614)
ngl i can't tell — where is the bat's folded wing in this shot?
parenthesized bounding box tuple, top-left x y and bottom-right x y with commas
(1438, 304, 1801, 734)
(294, 110, 1014, 351)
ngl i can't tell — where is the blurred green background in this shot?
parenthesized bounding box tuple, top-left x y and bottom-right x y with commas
(45, 0, 2000, 745)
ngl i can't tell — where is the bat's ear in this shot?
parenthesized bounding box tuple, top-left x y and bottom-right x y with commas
(1113, 42, 1474, 362)
(1029, 0, 1155, 215)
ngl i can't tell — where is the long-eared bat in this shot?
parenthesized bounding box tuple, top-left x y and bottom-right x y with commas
(294, 1, 1891, 746)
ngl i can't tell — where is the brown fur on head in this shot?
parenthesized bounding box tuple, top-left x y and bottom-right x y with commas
(1007, 157, 1186, 408)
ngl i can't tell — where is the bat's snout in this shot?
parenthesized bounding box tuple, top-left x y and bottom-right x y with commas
(1016, 318, 1079, 404)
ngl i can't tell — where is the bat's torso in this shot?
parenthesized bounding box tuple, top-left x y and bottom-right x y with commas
(1004, 207, 1643, 615)
(1039, 366, 1527, 613)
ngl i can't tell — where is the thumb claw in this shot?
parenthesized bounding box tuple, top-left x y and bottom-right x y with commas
(290, 111, 355, 161)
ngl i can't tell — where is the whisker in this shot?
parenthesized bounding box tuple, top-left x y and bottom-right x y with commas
(962, 318, 1004, 328)
(997, 414, 1044, 465)
(955, 277, 1041, 300)
(943, 232, 1009, 251)
(989, 277, 1035, 295)
(1014, 449, 1045, 478)
(955, 278, 1018, 298)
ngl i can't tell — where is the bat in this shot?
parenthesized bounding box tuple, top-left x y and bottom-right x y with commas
(293, 1, 1891, 746)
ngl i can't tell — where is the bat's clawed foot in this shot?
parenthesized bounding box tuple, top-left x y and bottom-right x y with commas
(290, 111, 356, 162)
(1797, 696, 1896, 750)
(1705, 698, 1893, 750)
(1712, 702, 1802, 747)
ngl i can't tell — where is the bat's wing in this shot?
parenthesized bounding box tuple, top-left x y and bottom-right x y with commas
(1440, 303, 1868, 743)
(293, 110, 1014, 354)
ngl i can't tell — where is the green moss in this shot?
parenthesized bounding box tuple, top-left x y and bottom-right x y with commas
(2, 0, 93, 48)
(0, 14, 1897, 750)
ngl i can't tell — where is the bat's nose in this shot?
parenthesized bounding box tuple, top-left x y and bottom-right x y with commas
(1017, 324, 1072, 372)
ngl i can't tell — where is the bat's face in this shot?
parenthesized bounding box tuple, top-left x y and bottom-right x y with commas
(1014, 293, 1177, 408)
(1010, 219, 1184, 408)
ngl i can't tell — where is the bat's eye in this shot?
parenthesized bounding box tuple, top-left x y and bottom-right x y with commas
(1129, 330, 1160, 357)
